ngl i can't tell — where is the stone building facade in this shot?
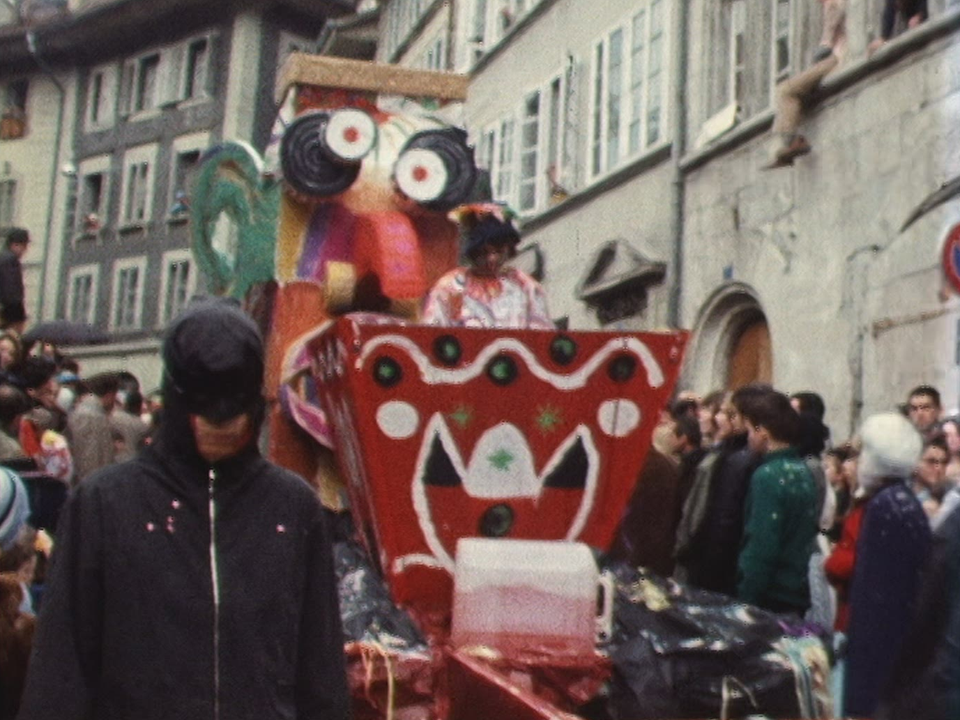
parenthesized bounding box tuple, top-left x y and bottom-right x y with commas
(377, 0, 960, 437)
(0, 0, 355, 389)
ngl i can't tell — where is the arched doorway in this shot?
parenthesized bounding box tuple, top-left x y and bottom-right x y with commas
(683, 283, 772, 392)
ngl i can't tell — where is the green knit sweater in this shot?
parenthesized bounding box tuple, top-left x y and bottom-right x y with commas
(737, 447, 819, 611)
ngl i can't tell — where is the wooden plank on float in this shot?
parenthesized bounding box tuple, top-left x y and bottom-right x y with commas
(276, 53, 470, 104)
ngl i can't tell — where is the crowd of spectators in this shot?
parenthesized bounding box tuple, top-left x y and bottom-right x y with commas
(0, 333, 157, 718)
(614, 380, 960, 719)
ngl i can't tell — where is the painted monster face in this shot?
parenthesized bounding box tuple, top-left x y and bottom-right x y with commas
(311, 318, 686, 613)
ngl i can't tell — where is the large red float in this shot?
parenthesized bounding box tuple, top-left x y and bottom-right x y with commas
(309, 318, 687, 617)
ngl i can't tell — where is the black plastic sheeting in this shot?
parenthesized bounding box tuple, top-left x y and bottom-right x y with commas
(602, 560, 826, 720)
(329, 510, 429, 652)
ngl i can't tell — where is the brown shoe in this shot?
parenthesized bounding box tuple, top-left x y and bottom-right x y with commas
(776, 135, 811, 162)
(762, 135, 811, 170)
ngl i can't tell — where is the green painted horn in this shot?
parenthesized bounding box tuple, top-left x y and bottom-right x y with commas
(189, 141, 280, 299)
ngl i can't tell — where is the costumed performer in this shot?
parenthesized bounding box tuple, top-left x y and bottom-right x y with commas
(422, 203, 554, 329)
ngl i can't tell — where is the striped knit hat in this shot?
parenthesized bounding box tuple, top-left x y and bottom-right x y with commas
(0, 466, 30, 553)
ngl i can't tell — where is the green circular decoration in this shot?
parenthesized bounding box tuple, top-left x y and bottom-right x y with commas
(433, 335, 462, 366)
(607, 355, 638, 383)
(373, 356, 403, 388)
(486, 355, 518, 386)
(479, 504, 514, 537)
(549, 334, 578, 365)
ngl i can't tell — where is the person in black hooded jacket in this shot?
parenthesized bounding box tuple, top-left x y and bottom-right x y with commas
(17, 298, 350, 720)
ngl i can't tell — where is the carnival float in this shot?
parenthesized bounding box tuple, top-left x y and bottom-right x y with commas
(189, 54, 831, 720)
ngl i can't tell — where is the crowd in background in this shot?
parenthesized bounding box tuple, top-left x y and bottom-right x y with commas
(612, 381, 958, 719)
(2, 312, 958, 718)
(0, 330, 159, 719)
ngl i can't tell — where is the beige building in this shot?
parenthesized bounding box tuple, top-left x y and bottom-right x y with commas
(1, 0, 358, 389)
(374, 0, 960, 437)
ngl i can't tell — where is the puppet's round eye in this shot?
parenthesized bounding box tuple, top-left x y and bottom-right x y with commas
(393, 128, 477, 211)
(325, 109, 377, 162)
(394, 148, 449, 203)
(281, 111, 359, 199)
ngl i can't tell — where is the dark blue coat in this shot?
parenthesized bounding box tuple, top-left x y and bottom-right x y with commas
(845, 480, 931, 718)
(877, 503, 960, 720)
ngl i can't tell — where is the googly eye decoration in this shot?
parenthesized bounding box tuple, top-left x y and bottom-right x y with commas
(280, 111, 360, 199)
(395, 148, 449, 204)
(394, 128, 478, 212)
(325, 109, 378, 163)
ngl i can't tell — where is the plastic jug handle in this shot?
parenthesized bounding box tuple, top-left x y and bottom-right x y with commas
(596, 570, 615, 643)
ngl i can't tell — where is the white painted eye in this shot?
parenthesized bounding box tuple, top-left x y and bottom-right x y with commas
(324, 109, 377, 162)
(376, 401, 420, 439)
(597, 399, 641, 438)
(394, 148, 449, 202)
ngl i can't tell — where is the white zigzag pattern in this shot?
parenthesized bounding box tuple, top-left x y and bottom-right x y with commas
(356, 335, 665, 390)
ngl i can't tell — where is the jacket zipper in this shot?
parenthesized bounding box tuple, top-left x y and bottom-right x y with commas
(208, 468, 221, 720)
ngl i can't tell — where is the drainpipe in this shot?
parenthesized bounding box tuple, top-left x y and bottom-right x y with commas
(25, 29, 66, 322)
(667, 0, 689, 329)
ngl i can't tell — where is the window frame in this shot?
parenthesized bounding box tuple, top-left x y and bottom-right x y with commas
(157, 249, 196, 327)
(1, 78, 29, 139)
(461, 0, 544, 67)
(85, 64, 118, 130)
(587, 1, 671, 181)
(109, 256, 148, 332)
(168, 131, 211, 222)
(771, 0, 794, 91)
(66, 263, 100, 326)
(517, 89, 542, 213)
(180, 35, 212, 102)
(728, 0, 747, 110)
(75, 154, 112, 239)
(119, 144, 158, 229)
(0, 174, 17, 228)
(119, 51, 162, 118)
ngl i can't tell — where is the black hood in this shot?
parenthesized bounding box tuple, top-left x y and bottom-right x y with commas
(155, 298, 265, 464)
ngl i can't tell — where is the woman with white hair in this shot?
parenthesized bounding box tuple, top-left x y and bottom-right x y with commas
(843, 413, 932, 719)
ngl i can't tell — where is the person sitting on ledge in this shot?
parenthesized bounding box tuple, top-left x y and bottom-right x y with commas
(765, 0, 847, 169)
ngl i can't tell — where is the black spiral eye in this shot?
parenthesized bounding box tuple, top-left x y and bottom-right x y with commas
(280, 111, 360, 199)
(393, 128, 477, 212)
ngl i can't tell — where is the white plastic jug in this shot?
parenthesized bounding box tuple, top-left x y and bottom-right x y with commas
(451, 538, 613, 656)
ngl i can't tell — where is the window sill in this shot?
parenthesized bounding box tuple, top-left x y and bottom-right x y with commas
(522, 142, 673, 234)
(73, 230, 102, 244)
(166, 213, 189, 225)
(177, 95, 212, 109)
(124, 108, 162, 122)
(118, 222, 148, 234)
(85, 120, 116, 133)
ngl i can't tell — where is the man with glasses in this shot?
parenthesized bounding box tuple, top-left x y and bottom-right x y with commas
(907, 385, 942, 441)
(913, 434, 950, 519)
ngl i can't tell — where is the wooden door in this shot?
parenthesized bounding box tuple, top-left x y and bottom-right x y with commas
(727, 318, 772, 389)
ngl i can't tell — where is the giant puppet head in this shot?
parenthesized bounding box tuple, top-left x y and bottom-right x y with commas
(189, 57, 484, 481)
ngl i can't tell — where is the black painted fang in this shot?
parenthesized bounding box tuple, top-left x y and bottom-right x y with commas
(422, 435, 462, 487)
(542, 437, 589, 489)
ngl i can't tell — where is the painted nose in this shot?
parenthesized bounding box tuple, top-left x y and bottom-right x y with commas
(354, 210, 428, 301)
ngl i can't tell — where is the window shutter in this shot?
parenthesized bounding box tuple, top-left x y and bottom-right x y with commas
(161, 44, 186, 106)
